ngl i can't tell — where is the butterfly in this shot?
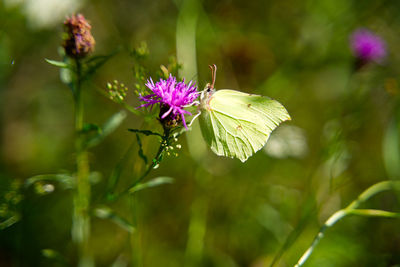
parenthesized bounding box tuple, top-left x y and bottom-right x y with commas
(198, 64, 291, 162)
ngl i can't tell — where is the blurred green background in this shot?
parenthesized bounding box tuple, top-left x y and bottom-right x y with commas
(2, 0, 400, 266)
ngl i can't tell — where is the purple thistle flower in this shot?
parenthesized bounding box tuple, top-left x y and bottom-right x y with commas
(139, 75, 198, 129)
(350, 28, 386, 65)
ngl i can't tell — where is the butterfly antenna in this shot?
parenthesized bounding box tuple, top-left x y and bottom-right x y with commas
(208, 64, 217, 89)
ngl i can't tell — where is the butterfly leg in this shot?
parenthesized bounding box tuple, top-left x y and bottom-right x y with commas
(188, 112, 201, 128)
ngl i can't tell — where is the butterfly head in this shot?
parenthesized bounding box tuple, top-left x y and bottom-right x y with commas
(200, 65, 217, 108)
(199, 83, 214, 108)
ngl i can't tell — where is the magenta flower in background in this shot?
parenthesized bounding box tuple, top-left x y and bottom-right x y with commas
(139, 75, 198, 129)
(350, 28, 386, 65)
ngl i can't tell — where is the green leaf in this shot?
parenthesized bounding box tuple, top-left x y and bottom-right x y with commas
(347, 209, 400, 219)
(60, 67, 73, 86)
(136, 133, 148, 164)
(0, 214, 20, 230)
(85, 110, 127, 148)
(94, 206, 135, 233)
(98, 110, 126, 135)
(45, 59, 69, 68)
(129, 176, 174, 194)
(128, 128, 162, 137)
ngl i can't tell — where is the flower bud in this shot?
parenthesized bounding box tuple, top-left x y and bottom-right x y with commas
(63, 14, 95, 58)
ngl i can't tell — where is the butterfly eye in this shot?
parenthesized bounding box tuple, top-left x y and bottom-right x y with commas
(204, 83, 213, 93)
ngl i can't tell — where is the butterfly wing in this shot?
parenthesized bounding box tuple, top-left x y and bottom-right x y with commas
(199, 89, 291, 162)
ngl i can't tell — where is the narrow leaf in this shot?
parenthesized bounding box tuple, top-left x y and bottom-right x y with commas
(86, 110, 127, 148)
(136, 133, 148, 164)
(348, 209, 400, 219)
(0, 214, 20, 230)
(94, 206, 135, 233)
(102, 111, 127, 136)
(45, 59, 69, 68)
(128, 128, 162, 137)
(129, 176, 174, 194)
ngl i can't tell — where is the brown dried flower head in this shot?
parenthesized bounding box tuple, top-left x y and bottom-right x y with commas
(63, 14, 95, 58)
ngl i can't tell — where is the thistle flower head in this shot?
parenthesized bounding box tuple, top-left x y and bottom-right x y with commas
(139, 75, 198, 129)
(350, 28, 386, 64)
(63, 14, 95, 58)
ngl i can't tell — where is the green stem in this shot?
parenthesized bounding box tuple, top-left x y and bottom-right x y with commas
(129, 193, 142, 267)
(347, 209, 400, 218)
(294, 180, 400, 267)
(127, 128, 170, 266)
(108, 129, 170, 201)
(294, 210, 346, 267)
(72, 59, 93, 267)
(134, 134, 167, 185)
(346, 180, 400, 210)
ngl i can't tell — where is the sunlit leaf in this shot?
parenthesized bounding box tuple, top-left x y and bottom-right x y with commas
(348, 209, 400, 218)
(60, 67, 73, 86)
(45, 59, 69, 68)
(129, 176, 174, 194)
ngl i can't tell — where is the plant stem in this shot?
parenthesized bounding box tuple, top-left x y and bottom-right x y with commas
(108, 129, 170, 201)
(72, 59, 93, 267)
(346, 180, 400, 210)
(127, 128, 170, 266)
(294, 210, 346, 267)
(129, 194, 142, 267)
(134, 133, 167, 185)
(294, 180, 400, 267)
